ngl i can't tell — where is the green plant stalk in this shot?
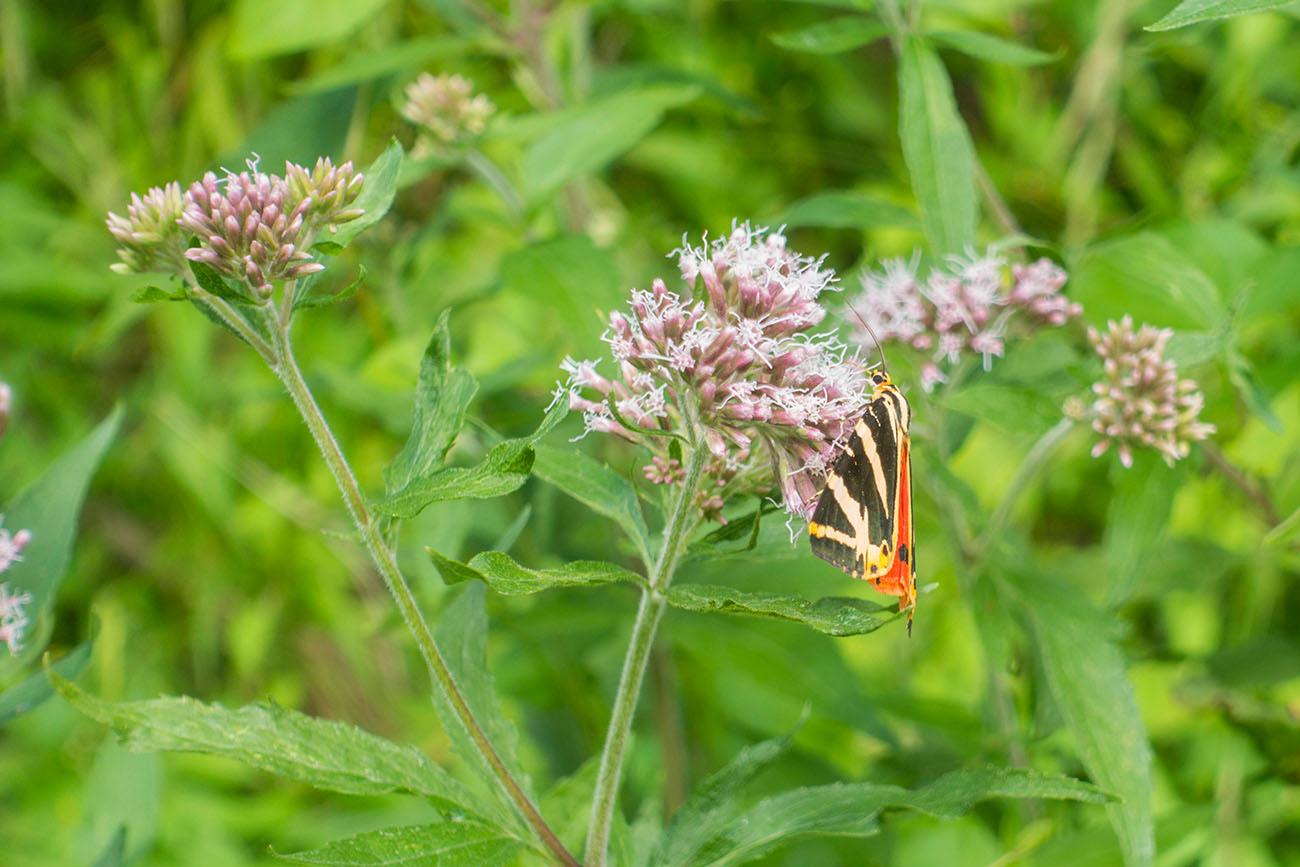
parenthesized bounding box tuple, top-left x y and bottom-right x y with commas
(973, 416, 1076, 559)
(585, 441, 708, 866)
(263, 313, 579, 867)
(464, 148, 524, 217)
(192, 288, 276, 364)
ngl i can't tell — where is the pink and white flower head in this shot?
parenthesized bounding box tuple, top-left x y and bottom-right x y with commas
(850, 246, 1080, 390)
(0, 517, 32, 656)
(108, 156, 364, 298)
(1086, 316, 1215, 468)
(179, 159, 325, 298)
(558, 222, 875, 523)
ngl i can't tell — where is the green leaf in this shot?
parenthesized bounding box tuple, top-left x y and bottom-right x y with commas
(521, 85, 700, 201)
(664, 584, 894, 637)
(50, 671, 483, 813)
(898, 37, 978, 255)
(1103, 451, 1180, 603)
(0, 408, 119, 673)
(1000, 572, 1154, 867)
(1071, 234, 1223, 330)
(229, 0, 390, 59)
(532, 444, 652, 563)
(769, 16, 889, 54)
(777, 191, 918, 230)
(376, 399, 568, 518)
(691, 768, 1113, 866)
(272, 821, 524, 865)
(431, 583, 533, 836)
(187, 257, 251, 303)
(289, 36, 468, 94)
(929, 30, 1059, 66)
(940, 382, 1065, 435)
(1146, 0, 1298, 30)
(653, 730, 797, 867)
(498, 235, 623, 352)
(0, 636, 92, 723)
(1225, 347, 1282, 433)
(384, 311, 479, 494)
(326, 139, 403, 249)
(90, 827, 128, 867)
(294, 265, 367, 311)
(429, 549, 646, 595)
(539, 755, 602, 857)
(131, 284, 190, 303)
(377, 441, 534, 517)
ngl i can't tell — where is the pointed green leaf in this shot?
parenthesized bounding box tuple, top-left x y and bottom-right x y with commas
(294, 265, 367, 311)
(898, 37, 977, 254)
(1000, 572, 1154, 867)
(430, 583, 533, 836)
(778, 191, 918, 230)
(498, 235, 624, 354)
(377, 399, 568, 518)
(522, 85, 700, 201)
(1071, 233, 1223, 329)
(0, 636, 92, 723)
(384, 311, 480, 495)
(0, 408, 119, 674)
(90, 827, 128, 867)
(653, 730, 797, 867)
(929, 30, 1059, 66)
(326, 138, 403, 248)
(272, 821, 524, 865)
(229, 0, 390, 59)
(532, 444, 652, 563)
(1226, 347, 1282, 433)
(188, 257, 251, 303)
(665, 584, 894, 637)
(693, 768, 1113, 866)
(289, 36, 468, 95)
(430, 549, 646, 595)
(1146, 0, 1298, 30)
(131, 285, 191, 303)
(770, 16, 889, 54)
(50, 671, 482, 814)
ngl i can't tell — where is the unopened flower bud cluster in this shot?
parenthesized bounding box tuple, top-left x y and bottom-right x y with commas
(557, 222, 875, 523)
(401, 73, 495, 144)
(850, 250, 1080, 391)
(1087, 315, 1215, 467)
(107, 157, 364, 298)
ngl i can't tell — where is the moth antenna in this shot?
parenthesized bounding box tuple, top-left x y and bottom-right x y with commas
(845, 301, 889, 374)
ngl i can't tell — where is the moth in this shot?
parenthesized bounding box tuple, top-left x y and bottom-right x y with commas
(809, 348, 917, 633)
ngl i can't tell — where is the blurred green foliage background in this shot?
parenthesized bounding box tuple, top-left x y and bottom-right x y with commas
(2, 0, 1299, 864)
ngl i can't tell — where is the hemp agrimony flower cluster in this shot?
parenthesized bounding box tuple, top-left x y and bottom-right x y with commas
(0, 517, 32, 655)
(557, 223, 875, 523)
(401, 73, 496, 144)
(107, 158, 364, 298)
(850, 250, 1080, 391)
(1084, 316, 1215, 467)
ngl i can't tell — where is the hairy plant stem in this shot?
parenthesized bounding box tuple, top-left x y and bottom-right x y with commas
(261, 311, 578, 867)
(585, 441, 708, 866)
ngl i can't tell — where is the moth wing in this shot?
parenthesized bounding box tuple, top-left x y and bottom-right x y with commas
(809, 389, 904, 581)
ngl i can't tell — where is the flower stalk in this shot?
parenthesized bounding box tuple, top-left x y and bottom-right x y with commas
(260, 306, 578, 866)
(586, 439, 708, 865)
(107, 159, 576, 865)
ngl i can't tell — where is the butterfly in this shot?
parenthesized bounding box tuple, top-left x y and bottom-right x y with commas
(808, 361, 917, 634)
